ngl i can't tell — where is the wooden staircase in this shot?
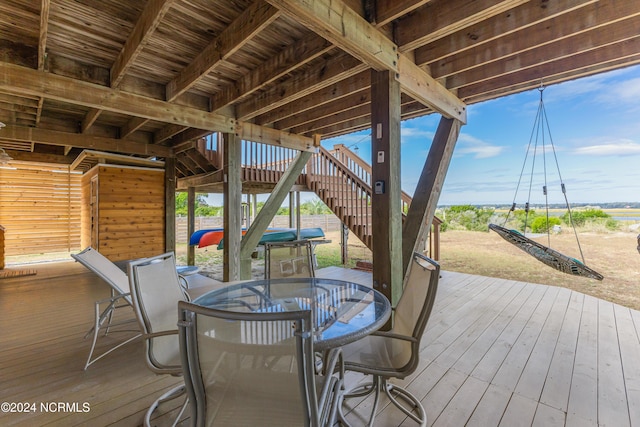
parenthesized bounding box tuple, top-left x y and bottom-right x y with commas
(308, 144, 422, 252)
(192, 136, 440, 258)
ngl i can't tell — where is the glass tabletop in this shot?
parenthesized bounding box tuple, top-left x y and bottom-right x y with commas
(193, 277, 391, 350)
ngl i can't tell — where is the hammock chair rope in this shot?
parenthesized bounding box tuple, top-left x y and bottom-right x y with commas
(491, 85, 603, 280)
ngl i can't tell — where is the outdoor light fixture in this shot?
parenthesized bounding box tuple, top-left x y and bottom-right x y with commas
(0, 121, 12, 164)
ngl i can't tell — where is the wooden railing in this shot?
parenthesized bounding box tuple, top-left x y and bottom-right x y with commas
(198, 135, 306, 186)
(307, 146, 373, 248)
(194, 136, 440, 258)
(331, 144, 413, 214)
(318, 144, 441, 258)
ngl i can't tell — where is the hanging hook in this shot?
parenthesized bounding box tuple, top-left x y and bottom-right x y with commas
(538, 80, 545, 92)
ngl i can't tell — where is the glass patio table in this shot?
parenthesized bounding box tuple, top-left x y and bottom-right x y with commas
(193, 277, 391, 351)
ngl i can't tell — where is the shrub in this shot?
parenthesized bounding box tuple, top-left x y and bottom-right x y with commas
(530, 216, 561, 233)
(440, 205, 495, 232)
(562, 208, 609, 227)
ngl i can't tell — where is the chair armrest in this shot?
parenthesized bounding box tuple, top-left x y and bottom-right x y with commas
(143, 330, 178, 340)
(95, 292, 130, 305)
(371, 330, 418, 343)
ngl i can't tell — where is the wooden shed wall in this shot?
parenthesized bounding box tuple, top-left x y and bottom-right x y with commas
(82, 165, 165, 262)
(0, 162, 82, 257)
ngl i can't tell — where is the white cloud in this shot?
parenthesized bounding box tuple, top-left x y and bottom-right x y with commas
(401, 126, 434, 140)
(573, 139, 640, 156)
(454, 133, 504, 158)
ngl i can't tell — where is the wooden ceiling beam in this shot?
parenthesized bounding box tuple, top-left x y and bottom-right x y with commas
(154, 123, 186, 144)
(275, 88, 370, 131)
(1, 125, 173, 157)
(80, 108, 102, 133)
(120, 116, 148, 138)
(170, 128, 211, 146)
(255, 70, 371, 126)
(111, 0, 176, 88)
(176, 170, 223, 190)
(448, 19, 640, 91)
(266, 0, 467, 122)
(210, 34, 333, 112)
(166, 1, 280, 102)
(396, 0, 528, 52)
(415, 0, 597, 66)
(2, 149, 72, 164)
(374, 0, 431, 27)
(0, 62, 235, 133)
(0, 63, 316, 151)
(458, 38, 640, 101)
(290, 103, 370, 135)
(266, 0, 398, 71)
(235, 52, 367, 120)
(290, 92, 419, 135)
(432, 2, 640, 81)
(38, 0, 49, 71)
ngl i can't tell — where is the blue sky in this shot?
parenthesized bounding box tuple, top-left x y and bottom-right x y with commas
(324, 64, 640, 206)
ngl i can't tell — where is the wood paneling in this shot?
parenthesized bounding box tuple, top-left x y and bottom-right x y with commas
(0, 161, 81, 256)
(81, 165, 165, 261)
(1, 263, 639, 426)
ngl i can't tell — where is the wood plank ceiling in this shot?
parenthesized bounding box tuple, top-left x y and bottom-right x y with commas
(0, 0, 638, 178)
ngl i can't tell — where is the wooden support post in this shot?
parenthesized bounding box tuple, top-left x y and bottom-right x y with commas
(370, 69, 403, 308)
(402, 117, 461, 275)
(289, 192, 295, 228)
(240, 149, 314, 279)
(187, 187, 195, 266)
(223, 132, 242, 282)
(296, 191, 301, 239)
(341, 223, 349, 265)
(164, 157, 176, 254)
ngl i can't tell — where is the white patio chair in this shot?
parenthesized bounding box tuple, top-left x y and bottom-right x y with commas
(128, 251, 190, 427)
(177, 300, 343, 426)
(71, 247, 141, 370)
(338, 252, 440, 426)
(265, 240, 316, 279)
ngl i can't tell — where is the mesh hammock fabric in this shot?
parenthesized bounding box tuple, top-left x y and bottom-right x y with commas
(489, 224, 603, 281)
(493, 85, 603, 281)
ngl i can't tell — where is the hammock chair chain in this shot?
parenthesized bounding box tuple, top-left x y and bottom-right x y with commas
(491, 85, 603, 281)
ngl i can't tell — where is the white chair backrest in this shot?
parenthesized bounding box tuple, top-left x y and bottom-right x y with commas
(178, 301, 317, 426)
(265, 240, 315, 279)
(128, 252, 186, 371)
(72, 247, 131, 301)
(393, 253, 439, 340)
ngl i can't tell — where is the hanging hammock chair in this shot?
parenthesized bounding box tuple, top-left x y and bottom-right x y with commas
(489, 85, 603, 281)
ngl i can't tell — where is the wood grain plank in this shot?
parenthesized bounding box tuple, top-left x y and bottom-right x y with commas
(491, 285, 560, 391)
(513, 287, 571, 401)
(539, 291, 583, 412)
(613, 304, 640, 426)
(566, 294, 599, 425)
(598, 298, 631, 426)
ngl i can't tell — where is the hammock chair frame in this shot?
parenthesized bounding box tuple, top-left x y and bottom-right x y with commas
(490, 85, 603, 280)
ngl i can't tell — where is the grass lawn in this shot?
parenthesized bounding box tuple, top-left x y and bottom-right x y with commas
(178, 226, 640, 311)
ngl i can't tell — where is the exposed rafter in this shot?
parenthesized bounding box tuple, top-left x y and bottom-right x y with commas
(38, 0, 49, 72)
(111, 0, 177, 88)
(395, 0, 529, 52)
(414, 0, 597, 66)
(2, 125, 173, 157)
(265, 0, 467, 123)
(0, 63, 316, 152)
(166, 0, 280, 101)
(210, 33, 333, 112)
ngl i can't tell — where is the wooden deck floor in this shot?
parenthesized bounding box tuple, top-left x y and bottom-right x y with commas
(0, 261, 638, 426)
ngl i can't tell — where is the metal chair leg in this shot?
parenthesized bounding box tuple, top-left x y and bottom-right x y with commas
(339, 375, 426, 427)
(144, 384, 187, 427)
